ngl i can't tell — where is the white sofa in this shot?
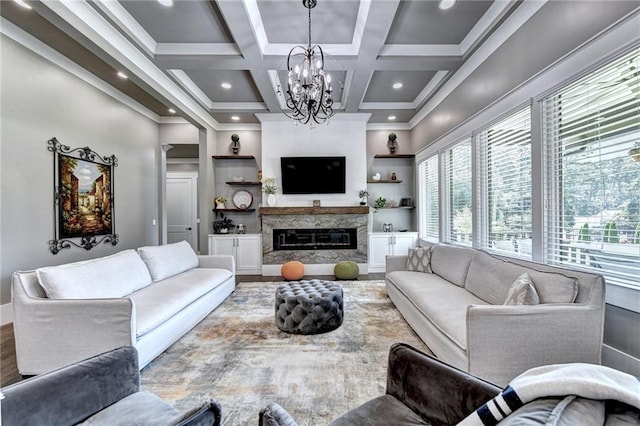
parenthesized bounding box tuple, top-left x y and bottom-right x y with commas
(385, 242, 605, 386)
(12, 241, 236, 375)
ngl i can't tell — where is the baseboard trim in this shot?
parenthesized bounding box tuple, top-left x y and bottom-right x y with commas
(602, 343, 640, 376)
(262, 263, 368, 277)
(1, 303, 13, 325)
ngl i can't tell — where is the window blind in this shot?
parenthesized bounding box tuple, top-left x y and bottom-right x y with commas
(478, 107, 532, 258)
(445, 139, 472, 246)
(543, 47, 640, 288)
(419, 155, 439, 241)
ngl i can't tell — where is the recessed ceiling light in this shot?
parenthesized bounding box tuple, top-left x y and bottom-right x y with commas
(392, 82, 403, 89)
(231, 116, 240, 121)
(439, 0, 456, 10)
(388, 115, 397, 121)
(117, 71, 128, 79)
(221, 82, 232, 89)
(14, 0, 32, 9)
(168, 108, 176, 114)
(157, 0, 174, 7)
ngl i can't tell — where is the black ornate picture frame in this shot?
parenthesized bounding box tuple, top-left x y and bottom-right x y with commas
(48, 137, 119, 254)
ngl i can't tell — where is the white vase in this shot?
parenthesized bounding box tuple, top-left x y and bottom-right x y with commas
(266, 193, 276, 207)
(216, 202, 225, 210)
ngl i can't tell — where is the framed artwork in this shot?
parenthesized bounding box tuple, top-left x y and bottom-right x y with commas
(48, 137, 119, 254)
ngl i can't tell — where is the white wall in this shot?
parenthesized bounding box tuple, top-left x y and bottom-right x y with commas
(0, 35, 160, 308)
(258, 114, 369, 206)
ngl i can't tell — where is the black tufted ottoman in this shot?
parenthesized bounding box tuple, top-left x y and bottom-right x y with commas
(275, 279, 344, 334)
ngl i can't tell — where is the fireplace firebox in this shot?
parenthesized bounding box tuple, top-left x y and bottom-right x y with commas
(273, 228, 357, 251)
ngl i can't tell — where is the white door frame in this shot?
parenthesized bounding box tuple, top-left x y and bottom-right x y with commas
(166, 171, 198, 251)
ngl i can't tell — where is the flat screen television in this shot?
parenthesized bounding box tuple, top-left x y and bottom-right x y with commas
(280, 156, 346, 194)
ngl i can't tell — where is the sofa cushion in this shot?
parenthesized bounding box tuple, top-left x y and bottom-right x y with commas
(387, 270, 487, 351)
(504, 273, 540, 305)
(465, 251, 578, 304)
(137, 241, 199, 282)
(328, 394, 429, 426)
(36, 250, 152, 299)
(130, 268, 233, 337)
(77, 391, 179, 425)
(406, 247, 432, 273)
(430, 244, 476, 287)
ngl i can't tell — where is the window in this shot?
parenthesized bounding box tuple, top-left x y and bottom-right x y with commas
(444, 139, 472, 245)
(543, 48, 640, 288)
(419, 155, 439, 241)
(478, 107, 532, 258)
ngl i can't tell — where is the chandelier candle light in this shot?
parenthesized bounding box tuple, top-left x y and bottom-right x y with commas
(284, 0, 335, 125)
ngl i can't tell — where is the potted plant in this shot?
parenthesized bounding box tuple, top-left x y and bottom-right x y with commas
(387, 132, 398, 154)
(214, 196, 227, 210)
(262, 177, 278, 207)
(213, 211, 233, 234)
(374, 196, 386, 213)
(358, 189, 369, 205)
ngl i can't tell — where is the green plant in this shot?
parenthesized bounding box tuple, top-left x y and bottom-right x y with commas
(231, 133, 240, 142)
(358, 189, 369, 203)
(374, 196, 386, 212)
(578, 223, 590, 241)
(388, 132, 397, 141)
(261, 177, 278, 195)
(603, 220, 619, 243)
(213, 211, 233, 233)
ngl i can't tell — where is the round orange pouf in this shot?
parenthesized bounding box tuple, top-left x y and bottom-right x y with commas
(281, 261, 305, 281)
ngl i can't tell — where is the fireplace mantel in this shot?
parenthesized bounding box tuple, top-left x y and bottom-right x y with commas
(259, 206, 369, 215)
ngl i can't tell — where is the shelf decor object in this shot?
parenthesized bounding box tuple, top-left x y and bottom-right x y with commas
(230, 134, 240, 154)
(47, 137, 119, 254)
(387, 133, 398, 154)
(232, 190, 253, 209)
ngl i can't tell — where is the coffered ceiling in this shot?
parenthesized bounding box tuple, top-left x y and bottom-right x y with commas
(2, 0, 523, 128)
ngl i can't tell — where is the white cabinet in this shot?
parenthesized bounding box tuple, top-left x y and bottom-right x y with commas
(208, 234, 262, 275)
(368, 232, 418, 273)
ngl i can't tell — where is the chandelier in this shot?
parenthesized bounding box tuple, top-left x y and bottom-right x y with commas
(283, 0, 335, 125)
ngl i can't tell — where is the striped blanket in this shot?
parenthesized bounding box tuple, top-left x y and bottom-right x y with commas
(458, 363, 640, 426)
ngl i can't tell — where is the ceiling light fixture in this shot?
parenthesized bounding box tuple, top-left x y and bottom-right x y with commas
(14, 0, 32, 9)
(221, 82, 232, 89)
(392, 82, 403, 89)
(439, 0, 456, 10)
(282, 0, 335, 125)
(168, 108, 176, 114)
(231, 116, 240, 121)
(117, 71, 128, 79)
(388, 115, 397, 121)
(157, 0, 174, 7)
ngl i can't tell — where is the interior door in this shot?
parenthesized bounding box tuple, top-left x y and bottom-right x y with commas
(167, 175, 198, 250)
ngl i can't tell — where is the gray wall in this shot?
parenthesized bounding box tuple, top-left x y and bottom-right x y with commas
(411, 1, 640, 152)
(0, 36, 160, 305)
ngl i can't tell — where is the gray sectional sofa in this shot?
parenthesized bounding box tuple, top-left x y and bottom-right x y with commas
(385, 241, 606, 386)
(12, 240, 236, 375)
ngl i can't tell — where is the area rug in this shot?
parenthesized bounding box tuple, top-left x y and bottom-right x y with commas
(140, 280, 430, 425)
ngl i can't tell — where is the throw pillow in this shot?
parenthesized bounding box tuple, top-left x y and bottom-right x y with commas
(137, 240, 199, 282)
(406, 247, 432, 273)
(504, 272, 540, 305)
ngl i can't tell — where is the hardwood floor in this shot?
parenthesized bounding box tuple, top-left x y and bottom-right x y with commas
(0, 273, 384, 387)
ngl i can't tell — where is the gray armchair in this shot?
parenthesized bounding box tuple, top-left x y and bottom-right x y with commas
(1, 346, 221, 426)
(259, 343, 500, 426)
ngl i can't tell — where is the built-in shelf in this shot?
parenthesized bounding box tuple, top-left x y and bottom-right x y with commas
(367, 179, 403, 184)
(373, 154, 415, 159)
(213, 208, 256, 212)
(212, 155, 256, 160)
(224, 181, 261, 186)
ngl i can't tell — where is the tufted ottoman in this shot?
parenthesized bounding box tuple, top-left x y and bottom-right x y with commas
(275, 279, 344, 334)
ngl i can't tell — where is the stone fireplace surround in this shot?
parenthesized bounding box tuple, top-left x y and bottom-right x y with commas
(260, 206, 369, 276)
